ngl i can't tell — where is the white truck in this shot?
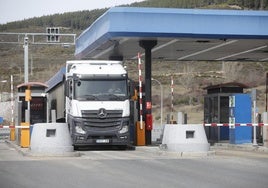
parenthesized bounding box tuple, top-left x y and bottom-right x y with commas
(46, 60, 131, 148)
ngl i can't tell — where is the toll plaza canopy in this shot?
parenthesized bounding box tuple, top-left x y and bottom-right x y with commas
(75, 7, 268, 61)
(75, 7, 268, 145)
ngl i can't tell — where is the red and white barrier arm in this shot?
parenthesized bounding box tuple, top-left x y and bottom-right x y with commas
(203, 123, 268, 127)
(0, 125, 30, 129)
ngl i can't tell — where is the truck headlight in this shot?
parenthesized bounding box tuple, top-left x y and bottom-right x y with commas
(75, 124, 86, 134)
(119, 125, 128, 134)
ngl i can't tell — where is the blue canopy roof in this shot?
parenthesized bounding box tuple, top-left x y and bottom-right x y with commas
(75, 7, 268, 61)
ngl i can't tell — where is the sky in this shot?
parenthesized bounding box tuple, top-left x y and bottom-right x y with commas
(0, 0, 145, 24)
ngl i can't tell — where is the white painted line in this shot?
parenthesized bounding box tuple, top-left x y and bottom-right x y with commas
(178, 40, 238, 60)
(216, 45, 267, 61)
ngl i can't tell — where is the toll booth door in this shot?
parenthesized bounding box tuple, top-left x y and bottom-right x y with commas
(219, 96, 229, 140)
(19, 97, 46, 124)
(229, 94, 252, 144)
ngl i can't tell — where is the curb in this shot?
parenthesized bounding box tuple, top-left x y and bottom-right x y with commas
(5, 140, 81, 157)
(211, 143, 268, 153)
(136, 145, 215, 157)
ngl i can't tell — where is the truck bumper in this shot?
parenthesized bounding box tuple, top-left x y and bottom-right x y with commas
(72, 132, 130, 146)
(68, 115, 131, 147)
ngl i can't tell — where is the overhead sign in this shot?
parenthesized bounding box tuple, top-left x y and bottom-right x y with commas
(46, 27, 60, 42)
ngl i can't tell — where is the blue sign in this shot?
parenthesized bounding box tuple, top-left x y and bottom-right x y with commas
(229, 94, 252, 144)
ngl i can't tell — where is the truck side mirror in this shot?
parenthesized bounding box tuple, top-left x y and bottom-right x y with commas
(64, 81, 68, 97)
(64, 80, 73, 99)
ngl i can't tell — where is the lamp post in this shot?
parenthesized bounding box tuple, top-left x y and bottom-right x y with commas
(152, 78, 163, 126)
(23, 35, 29, 83)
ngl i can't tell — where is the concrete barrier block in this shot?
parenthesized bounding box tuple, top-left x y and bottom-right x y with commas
(30, 123, 74, 155)
(162, 124, 210, 152)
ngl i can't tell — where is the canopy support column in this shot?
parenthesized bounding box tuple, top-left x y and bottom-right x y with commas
(139, 40, 157, 145)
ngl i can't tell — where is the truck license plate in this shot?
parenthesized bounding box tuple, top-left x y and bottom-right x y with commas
(96, 139, 110, 144)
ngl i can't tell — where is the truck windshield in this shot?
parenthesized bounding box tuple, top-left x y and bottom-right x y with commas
(74, 79, 128, 101)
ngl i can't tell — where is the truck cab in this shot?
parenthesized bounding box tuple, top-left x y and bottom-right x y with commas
(65, 60, 130, 147)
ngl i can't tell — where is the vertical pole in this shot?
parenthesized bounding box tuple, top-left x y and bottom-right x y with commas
(253, 100, 257, 146)
(171, 76, 174, 124)
(145, 46, 152, 144)
(218, 95, 221, 142)
(136, 53, 145, 146)
(46, 93, 50, 123)
(17, 101, 22, 145)
(265, 72, 268, 112)
(10, 75, 14, 125)
(26, 85, 31, 126)
(31, 54, 33, 76)
(23, 35, 29, 83)
(160, 82, 163, 126)
(138, 53, 143, 129)
(139, 40, 157, 145)
(144, 47, 152, 116)
(10, 75, 15, 141)
(252, 89, 257, 146)
(27, 91, 31, 126)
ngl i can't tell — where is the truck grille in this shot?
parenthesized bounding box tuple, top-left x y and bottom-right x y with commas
(81, 110, 123, 130)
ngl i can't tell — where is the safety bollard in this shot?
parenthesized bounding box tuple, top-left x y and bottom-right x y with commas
(10, 127, 15, 141)
(136, 121, 145, 146)
(20, 122, 30, 148)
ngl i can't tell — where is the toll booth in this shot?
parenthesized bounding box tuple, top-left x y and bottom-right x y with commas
(204, 82, 252, 143)
(17, 82, 48, 125)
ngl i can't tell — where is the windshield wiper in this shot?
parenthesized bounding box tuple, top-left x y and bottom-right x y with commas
(78, 95, 100, 101)
(106, 94, 125, 100)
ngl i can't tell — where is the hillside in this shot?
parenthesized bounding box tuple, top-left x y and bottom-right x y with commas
(1, 0, 267, 31)
(1, 0, 268, 125)
(127, 60, 268, 124)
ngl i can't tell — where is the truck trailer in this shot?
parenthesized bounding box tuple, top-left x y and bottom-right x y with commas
(46, 60, 131, 148)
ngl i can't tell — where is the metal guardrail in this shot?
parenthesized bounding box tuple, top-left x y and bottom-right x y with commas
(0, 129, 10, 140)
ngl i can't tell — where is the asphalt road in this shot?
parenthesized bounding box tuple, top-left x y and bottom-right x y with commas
(0, 141, 268, 188)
